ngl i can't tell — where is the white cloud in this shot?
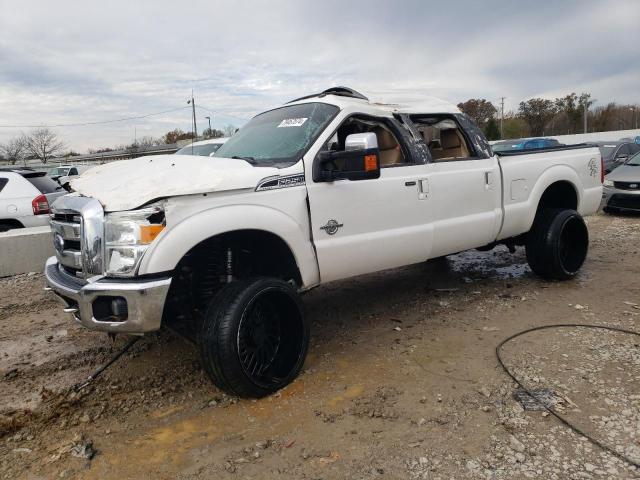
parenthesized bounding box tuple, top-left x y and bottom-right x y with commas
(0, 0, 637, 150)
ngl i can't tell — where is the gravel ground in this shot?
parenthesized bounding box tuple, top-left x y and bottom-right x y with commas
(1, 212, 639, 479)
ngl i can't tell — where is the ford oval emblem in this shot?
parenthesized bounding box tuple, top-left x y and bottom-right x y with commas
(320, 219, 344, 235)
(54, 233, 65, 252)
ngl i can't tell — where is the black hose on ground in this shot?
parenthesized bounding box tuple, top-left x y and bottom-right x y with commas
(496, 323, 640, 469)
(72, 336, 141, 392)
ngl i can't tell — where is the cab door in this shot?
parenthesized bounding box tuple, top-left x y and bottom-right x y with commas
(425, 155, 502, 258)
(305, 116, 434, 283)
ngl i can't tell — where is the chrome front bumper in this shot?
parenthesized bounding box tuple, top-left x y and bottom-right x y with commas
(44, 257, 171, 334)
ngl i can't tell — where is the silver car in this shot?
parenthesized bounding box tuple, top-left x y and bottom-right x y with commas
(603, 151, 640, 213)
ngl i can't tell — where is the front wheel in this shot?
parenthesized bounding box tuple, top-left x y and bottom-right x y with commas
(198, 277, 309, 398)
(525, 208, 589, 280)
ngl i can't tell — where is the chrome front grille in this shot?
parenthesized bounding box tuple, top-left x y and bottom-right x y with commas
(51, 215, 83, 272)
(614, 181, 640, 190)
(50, 195, 105, 279)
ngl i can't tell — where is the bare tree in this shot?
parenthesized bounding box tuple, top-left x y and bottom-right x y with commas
(24, 128, 65, 164)
(137, 136, 161, 149)
(222, 124, 238, 137)
(0, 136, 27, 165)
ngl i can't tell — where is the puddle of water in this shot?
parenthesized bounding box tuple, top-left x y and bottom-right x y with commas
(447, 247, 530, 280)
(326, 384, 364, 408)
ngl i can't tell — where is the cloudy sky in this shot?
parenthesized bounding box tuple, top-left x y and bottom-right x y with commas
(0, 0, 638, 151)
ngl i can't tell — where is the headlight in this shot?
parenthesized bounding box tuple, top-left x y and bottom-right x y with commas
(603, 179, 614, 187)
(104, 203, 165, 277)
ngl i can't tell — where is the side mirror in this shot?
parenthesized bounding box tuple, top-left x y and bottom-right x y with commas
(314, 133, 381, 182)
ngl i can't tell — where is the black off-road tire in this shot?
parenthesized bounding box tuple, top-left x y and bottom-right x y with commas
(525, 208, 589, 280)
(198, 277, 309, 398)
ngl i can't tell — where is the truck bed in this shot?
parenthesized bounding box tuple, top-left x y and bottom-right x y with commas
(496, 144, 602, 240)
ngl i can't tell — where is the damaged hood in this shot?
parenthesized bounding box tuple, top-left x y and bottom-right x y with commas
(70, 154, 281, 211)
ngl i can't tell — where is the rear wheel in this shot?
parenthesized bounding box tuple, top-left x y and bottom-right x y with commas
(525, 208, 588, 280)
(198, 277, 309, 398)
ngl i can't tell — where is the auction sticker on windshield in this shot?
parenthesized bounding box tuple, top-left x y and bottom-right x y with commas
(278, 118, 308, 128)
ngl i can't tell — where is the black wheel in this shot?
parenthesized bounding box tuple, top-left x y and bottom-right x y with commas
(525, 208, 589, 280)
(198, 277, 309, 398)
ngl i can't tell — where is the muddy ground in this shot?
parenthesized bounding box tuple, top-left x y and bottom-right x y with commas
(1, 212, 639, 479)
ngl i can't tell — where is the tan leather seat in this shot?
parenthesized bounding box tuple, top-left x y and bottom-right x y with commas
(431, 129, 469, 161)
(373, 127, 404, 166)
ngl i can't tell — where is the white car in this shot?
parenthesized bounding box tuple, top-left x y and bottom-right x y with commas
(174, 137, 228, 157)
(49, 165, 91, 190)
(45, 87, 602, 398)
(0, 168, 66, 231)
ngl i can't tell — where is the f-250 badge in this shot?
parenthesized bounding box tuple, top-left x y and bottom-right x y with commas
(320, 219, 343, 235)
(588, 158, 597, 177)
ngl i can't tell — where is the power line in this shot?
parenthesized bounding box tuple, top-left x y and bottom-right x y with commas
(195, 105, 249, 122)
(0, 106, 191, 128)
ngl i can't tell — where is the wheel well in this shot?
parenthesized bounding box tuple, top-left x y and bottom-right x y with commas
(536, 181, 578, 215)
(163, 230, 302, 339)
(0, 219, 24, 232)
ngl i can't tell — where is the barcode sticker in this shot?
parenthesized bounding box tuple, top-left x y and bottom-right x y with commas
(277, 118, 308, 128)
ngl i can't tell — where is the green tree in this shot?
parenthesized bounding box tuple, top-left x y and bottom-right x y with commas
(518, 98, 557, 136)
(484, 118, 501, 140)
(457, 99, 497, 128)
(502, 113, 529, 139)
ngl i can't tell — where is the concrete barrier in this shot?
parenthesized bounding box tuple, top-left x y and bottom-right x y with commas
(0, 226, 53, 277)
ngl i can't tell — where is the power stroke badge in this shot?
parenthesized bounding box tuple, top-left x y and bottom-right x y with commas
(320, 219, 343, 235)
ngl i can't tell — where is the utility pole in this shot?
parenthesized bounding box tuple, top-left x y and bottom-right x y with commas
(205, 116, 211, 135)
(500, 97, 505, 139)
(187, 90, 198, 139)
(583, 101, 588, 133)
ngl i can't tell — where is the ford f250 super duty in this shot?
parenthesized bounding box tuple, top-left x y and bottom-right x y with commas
(45, 87, 603, 398)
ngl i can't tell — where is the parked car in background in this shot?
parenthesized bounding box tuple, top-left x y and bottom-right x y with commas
(175, 138, 228, 157)
(492, 138, 562, 153)
(49, 165, 91, 191)
(602, 151, 640, 213)
(593, 141, 640, 174)
(0, 168, 66, 231)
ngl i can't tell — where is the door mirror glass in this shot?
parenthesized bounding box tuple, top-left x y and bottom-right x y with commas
(315, 133, 380, 182)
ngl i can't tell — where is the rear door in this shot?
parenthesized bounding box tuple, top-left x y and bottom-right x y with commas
(406, 115, 502, 258)
(0, 173, 39, 220)
(425, 155, 502, 257)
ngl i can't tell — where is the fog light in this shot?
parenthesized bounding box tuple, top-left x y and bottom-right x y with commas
(111, 298, 128, 321)
(92, 296, 128, 322)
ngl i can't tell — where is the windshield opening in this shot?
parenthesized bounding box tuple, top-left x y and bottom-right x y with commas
(627, 151, 640, 166)
(214, 102, 339, 166)
(49, 167, 69, 176)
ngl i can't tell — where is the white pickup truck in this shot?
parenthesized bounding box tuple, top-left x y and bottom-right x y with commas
(45, 87, 603, 397)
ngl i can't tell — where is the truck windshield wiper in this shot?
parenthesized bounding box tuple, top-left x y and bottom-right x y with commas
(231, 155, 258, 165)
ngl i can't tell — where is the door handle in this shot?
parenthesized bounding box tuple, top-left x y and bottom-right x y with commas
(418, 178, 429, 200)
(484, 171, 494, 190)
